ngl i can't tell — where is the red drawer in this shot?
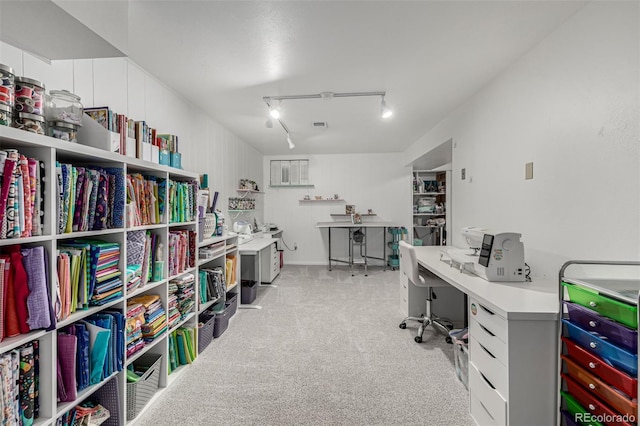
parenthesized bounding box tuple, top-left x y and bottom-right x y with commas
(563, 355, 637, 417)
(562, 374, 634, 426)
(563, 337, 637, 399)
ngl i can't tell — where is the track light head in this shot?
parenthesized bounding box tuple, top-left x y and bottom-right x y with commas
(270, 107, 280, 119)
(381, 96, 393, 119)
(265, 118, 273, 128)
(287, 134, 295, 150)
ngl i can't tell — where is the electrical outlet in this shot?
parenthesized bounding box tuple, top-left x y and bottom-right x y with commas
(461, 168, 466, 180)
(525, 162, 534, 180)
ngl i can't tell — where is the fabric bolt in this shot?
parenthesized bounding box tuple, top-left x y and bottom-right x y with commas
(22, 246, 51, 330)
(0, 259, 4, 341)
(65, 166, 77, 233)
(16, 170, 24, 238)
(2, 150, 19, 238)
(80, 174, 93, 232)
(2, 255, 19, 338)
(19, 155, 31, 237)
(0, 151, 16, 239)
(0, 353, 15, 423)
(36, 160, 44, 236)
(56, 333, 77, 402)
(87, 169, 99, 231)
(93, 172, 108, 230)
(28, 159, 39, 236)
(105, 168, 125, 228)
(10, 349, 18, 425)
(18, 343, 34, 426)
(11, 249, 30, 334)
(72, 168, 85, 232)
(127, 230, 146, 266)
(32, 340, 39, 418)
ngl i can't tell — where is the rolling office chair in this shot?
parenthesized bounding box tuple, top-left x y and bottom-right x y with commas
(398, 240, 453, 343)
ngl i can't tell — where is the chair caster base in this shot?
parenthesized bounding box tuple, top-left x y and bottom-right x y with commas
(446, 337, 453, 344)
(399, 322, 407, 329)
(414, 336, 422, 343)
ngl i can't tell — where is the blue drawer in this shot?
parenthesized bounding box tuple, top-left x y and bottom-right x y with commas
(562, 319, 637, 377)
(565, 301, 637, 353)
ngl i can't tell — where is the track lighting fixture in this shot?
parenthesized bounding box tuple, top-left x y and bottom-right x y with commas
(263, 91, 392, 150)
(265, 118, 273, 128)
(381, 96, 393, 119)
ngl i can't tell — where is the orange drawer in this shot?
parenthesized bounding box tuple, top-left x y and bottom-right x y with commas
(562, 374, 634, 426)
(563, 355, 637, 417)
(563, 337, 637, 399)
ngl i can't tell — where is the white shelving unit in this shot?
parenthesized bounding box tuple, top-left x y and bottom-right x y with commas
(0, 124, 204, 425)
(412, 169, 450, 246)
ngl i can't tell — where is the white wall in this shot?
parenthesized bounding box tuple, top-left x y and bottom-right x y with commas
(0, 43, 263, 221)
(263, 153, 412, 265)
(405, 2, 639, 283)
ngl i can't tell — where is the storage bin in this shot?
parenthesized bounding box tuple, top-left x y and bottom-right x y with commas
(561, 336, 637, 398)
(564, 301, 637, 352)
(562, 320, 637, 376)
(197, 312, 216, 353)
(562, 355, 637, 416)
(387, 254, 399, 267)
(226, 292, 238, 317)
(561, 374, 633, 426)
(92, 377, 121, 426)
(563, 282, 637, 328)
(213, 306, 230, 338)
(170, 152, 182, 169)
(159, 149, 170, 166)
(126, 353, 162, 420)
(241, 280, 257, 304)
(560, 392, 592, 426)
(453, 341, 468, 389)
(14, 76, 44, 115)
(0, 63, 15, 107)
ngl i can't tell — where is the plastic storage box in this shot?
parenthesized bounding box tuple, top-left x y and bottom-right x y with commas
(226, 292, 238, 317)
(213, 305, 231, 338)
(241, 280, 257, 304)
(198, 312, 216, 353)
(126, 353, 162, 420)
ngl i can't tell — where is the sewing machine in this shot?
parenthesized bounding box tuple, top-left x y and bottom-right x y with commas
(443, 226, 526, 282)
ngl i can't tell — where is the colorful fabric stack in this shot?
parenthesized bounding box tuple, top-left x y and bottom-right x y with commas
(125, 302, 145, 357)
(92, 242, 122, 306)
(167, 281, 181, 329)
(129, 294, 166, 342)
(173, 273, 195, 319)
(0, 340, 39, 426)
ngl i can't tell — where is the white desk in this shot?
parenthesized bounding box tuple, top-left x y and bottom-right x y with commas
(238, 237, 279, 309)
(316, 221, 397, 273)
(411, 246, 559, 426)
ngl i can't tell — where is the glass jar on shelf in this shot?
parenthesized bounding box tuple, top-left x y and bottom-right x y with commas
(0, 104, 12, 127)
(13, 112, 45, 135)
(0, 63, 15, 108)
(45, 89, 84, 126)
(47, 121, 78, 142)
(14, 76, 45, 115)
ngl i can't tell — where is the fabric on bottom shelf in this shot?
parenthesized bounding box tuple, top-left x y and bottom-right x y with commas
(0, 340, 39, 425)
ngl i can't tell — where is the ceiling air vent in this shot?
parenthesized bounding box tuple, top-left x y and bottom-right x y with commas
(312, 121, 328, 129)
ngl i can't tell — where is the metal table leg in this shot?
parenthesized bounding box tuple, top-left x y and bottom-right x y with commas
(328, 227, 332, 271)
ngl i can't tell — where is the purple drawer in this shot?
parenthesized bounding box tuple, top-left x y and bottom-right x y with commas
(565, 301, 637, 352)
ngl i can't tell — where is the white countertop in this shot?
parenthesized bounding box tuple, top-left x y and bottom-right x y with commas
(316, 221, 398, 228)
(238, 237, 279, 254)
(415, 246, 559, 321)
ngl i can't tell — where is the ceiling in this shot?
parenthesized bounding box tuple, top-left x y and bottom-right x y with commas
(2, 1, 586, 157)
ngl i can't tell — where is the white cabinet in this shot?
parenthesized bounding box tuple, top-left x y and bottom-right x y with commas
(260, 242, 280, 283)
(468, 296, 557, 426)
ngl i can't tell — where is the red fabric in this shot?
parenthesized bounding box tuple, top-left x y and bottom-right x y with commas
(10, 248, 30, 334)
(2, 254, 19, 337)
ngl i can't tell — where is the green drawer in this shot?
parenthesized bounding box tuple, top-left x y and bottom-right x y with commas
(560, 392, 604, 426)
(563, 282, 637, 328)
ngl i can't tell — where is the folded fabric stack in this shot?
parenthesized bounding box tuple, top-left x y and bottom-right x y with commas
(167, 281, 181, 329)
(126, 302, 146, 357)
(173, 273, 195, 319)
(92, 242, 122, 306)
(129, 294, 166, 342)
(126, 264, 142, 292)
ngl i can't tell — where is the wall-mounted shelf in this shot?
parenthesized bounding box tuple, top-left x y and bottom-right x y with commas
(237, 189, 264, 193)
(413, 192, 445, 196)
(330, 214, 377, 217)
(228, 209, 255, 212)
(270, 184, 315, 188)
(300, 199, 344, 202)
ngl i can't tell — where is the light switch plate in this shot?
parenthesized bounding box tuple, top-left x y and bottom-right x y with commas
(525, 162, 534, 180)
(461, 168, 466, 180)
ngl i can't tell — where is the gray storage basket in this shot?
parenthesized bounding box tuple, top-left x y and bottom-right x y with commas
(92, 376, 121, 426)
(198, 312, 216, 353)
(126, 353, 162, 420)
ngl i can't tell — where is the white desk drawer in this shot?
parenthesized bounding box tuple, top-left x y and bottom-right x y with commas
(469, 316, 507, 366)
(469, 297, 507, 343)
(469, 337, 507, 398)
(469, 362, 506, 426)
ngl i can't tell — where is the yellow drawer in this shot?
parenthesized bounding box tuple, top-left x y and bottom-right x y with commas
(469, 297, 507, 343)
(470, 362, 506, 426)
